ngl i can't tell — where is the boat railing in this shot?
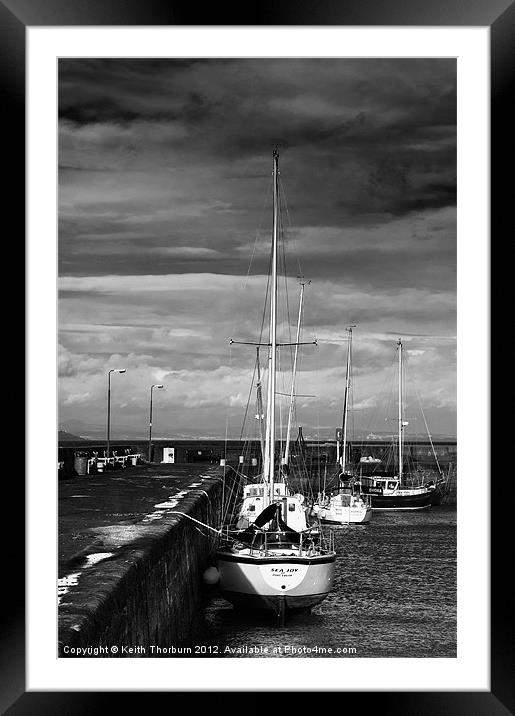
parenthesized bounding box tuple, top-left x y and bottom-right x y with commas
(220, 525, 334, 556)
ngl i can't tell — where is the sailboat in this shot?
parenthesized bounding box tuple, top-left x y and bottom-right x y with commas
(313, 326, 372, 525)
(357, 339, 434, 510)
(216, 150, 336, 623)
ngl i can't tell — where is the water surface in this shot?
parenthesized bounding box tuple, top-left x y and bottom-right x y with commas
(199, 506, 456, 658)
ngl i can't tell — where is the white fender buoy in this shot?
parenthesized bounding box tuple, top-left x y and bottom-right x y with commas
(203, 566, 220, 585)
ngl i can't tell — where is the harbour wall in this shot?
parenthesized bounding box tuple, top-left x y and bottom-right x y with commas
(58, 437, 457, 478)
(59, 468, 226, 656)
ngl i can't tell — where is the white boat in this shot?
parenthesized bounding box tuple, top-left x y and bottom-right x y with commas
(315, 326, 372, 525)
(216, 150, 336, 623)
(314, 489, 372, 525)
(217, 503, 335, 618)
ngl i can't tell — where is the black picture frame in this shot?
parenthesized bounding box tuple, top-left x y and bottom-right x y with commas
(5, 0, 509, 712)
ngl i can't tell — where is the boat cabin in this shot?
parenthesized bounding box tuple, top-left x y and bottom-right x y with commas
(243, 482, 288, 499)
(360, 476, 401, 495)
(237, 482, 307, 532)
(359, 475, 432, 497)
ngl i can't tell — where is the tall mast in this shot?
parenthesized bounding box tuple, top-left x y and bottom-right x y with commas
(398, 338, 403, 482)
(255, 348, 266, 464)
(340, 325, 355, 475)
(284, 279, 306, 466)
(264, 149, 280, 504)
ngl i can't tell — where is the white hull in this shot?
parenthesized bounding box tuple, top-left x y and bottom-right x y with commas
(372, 503, 431, 511)
(320, 504, 372, 524)
(217, 548, 335, 612)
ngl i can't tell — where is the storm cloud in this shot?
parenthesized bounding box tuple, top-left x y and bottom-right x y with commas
(58, 58, 456, 439)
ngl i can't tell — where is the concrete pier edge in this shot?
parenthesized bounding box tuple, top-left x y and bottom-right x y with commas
(58, 471, 224, 656)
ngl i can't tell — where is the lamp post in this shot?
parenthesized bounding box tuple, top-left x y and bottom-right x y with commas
(148, 384, 164, 462)
(107, 368, 126, 458)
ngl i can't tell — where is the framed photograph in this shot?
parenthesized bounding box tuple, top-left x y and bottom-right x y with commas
(6, 0, 507, 710)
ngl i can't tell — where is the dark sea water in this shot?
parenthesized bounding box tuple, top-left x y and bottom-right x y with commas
(198, 505, 456, 658)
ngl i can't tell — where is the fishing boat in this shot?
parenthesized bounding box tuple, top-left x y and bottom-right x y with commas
(357, 339, 434, 511)
(216, 150, 336, 624)
(313, 326, 372, 524)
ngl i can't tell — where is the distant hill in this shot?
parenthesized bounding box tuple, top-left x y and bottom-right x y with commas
(58, 430, 85, 441)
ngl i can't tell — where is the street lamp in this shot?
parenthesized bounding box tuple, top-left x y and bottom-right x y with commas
(148, 384, 164, 462)
(107, 368, 126, 458)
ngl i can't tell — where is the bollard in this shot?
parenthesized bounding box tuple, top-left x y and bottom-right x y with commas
(73, 453, 88, 476)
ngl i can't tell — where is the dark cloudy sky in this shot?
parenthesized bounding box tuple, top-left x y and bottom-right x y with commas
(58, 58, 456, 439)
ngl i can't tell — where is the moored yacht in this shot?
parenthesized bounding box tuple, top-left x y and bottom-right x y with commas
(357, 340, 433, 511)
(315, 326, 373, 525)
(314, 486, 372, 524)
(216, 150, 336, 623)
